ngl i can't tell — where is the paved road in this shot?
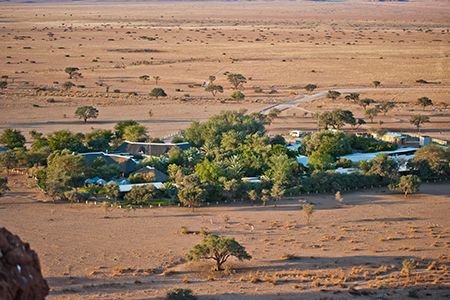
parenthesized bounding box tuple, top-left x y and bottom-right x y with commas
(259, 86, 450, 114)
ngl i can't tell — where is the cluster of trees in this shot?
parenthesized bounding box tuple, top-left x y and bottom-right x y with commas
(204, 73, 247, 99)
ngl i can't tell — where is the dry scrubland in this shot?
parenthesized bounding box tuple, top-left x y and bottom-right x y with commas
(0, 0, 449, 139)
(0, 175, 449, 299)
(0, 1, 450, 299)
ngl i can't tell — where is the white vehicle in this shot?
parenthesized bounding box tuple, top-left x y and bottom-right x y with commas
(290, 130, 303, 138)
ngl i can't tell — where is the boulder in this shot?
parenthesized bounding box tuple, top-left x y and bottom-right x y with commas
(0, 227, 49, 300)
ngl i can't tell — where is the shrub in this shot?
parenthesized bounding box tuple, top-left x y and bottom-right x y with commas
(124, 184, 158, 205)
(166, 288, 197, 300)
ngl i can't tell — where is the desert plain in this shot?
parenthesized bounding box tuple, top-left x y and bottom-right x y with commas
(0, 0, 449, 299)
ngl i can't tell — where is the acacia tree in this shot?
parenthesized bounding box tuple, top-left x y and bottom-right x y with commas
(365, 107, 380, 123)
(186, 235, 251, 271)
(123, 124, 148, 142)
(358, 98, 375, 111)
(373, 80, 381, 88)
(0, 151, 18, 174)
(139, 75, 150, 84)
(416, 97, 433, 110)
(389, 175, 421, 197)
(153, 75, 160, 85)
(377, 101, 396, 115)
(327, 90, 341, 101)
(0, 129, 26, 149)
(205, 84, 223, 97)
(75, 106, 99, 123)
(150, 88, 167, 99)
(318, 109, 356, 129)
(227, 73, 247, 90)
(62, 81, 75, 91)
(410, 115, 430, 132)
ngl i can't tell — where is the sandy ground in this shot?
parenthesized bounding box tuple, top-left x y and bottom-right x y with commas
(0, 174, 449, 299)
(0, 0, 449, 140)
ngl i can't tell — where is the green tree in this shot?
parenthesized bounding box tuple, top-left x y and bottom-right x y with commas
(377, 101, 396, 115)
(231, 90, 245, 100)
(177, 174, 205, 212)
(47, 130, 85, 152)
(309, 151, 335, 170)
(205, 84, 224, 97)
(150, 87, 167, 99)
(358, 98, 375, 111)
(124, 184, 157, 205)
(186, 235, 251, 271)
(389, 175, 421, 197)
(0, 129, 26, 149)
(88, 157, 122, 180)
(46, 150, 88, 198)
(410, 115, 430, 132)
(0, 177, 9, 196)
(416, 97, 433, 110)
(114, 120, 139, 139)
(270, 183, 285, 207)
(123, 125, 148, 142)
(266, 153, 299, 189)
(300, 130, 351, 157)
(84, 129, 113, 151)
(75, 106, 99, 123)
(318, 110, 356, 129)
(365, 107, 380, 123)
(304, 84, 317, 93)
(361, 154, 398, 180)
(0, 81, 7, 90)
(0, 151, 18, 174)
(409, 144, 450, 179)
(227, 73, 247, 90)
(327, 90, 341, 100)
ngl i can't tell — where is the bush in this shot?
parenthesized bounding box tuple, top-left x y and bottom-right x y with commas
(166, 288, 197, 300)
(124, 184, 159, 205)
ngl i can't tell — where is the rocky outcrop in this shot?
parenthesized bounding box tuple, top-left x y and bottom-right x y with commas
(0, 227, 49, 300)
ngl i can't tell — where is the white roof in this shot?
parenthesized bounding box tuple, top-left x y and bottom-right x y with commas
(296, 155, 309, 166)
(119, 182, 164, 193)
(340, 147, 418, 163)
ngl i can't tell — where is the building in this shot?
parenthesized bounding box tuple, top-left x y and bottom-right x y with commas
(381, 132, 409, 145)
(114, 141, 190, 157)
(80, 152, 138, 176)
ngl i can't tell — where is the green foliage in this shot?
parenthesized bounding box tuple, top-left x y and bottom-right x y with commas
(124, 184, 158, 205)
(0, 177, 9, 196)
(227, 73, 247, 89)
(47, 130, 85, 152)
(300, 131, 352, 157)
(182, 111, 266, 148)
(308, 151, 335, 171)
(326, 90, 341, 100)
(360, 154, 398, 180)
(318, 110, 355, 129)
(88, 157, 122, 180)
(344, 93, 360, 102)
(348, 135, 397, 152)
(410, 115, 430, 131)
(150, 88, 167, 98)
(104, 183, 120, 201)
(166, 288, 197, 300)
(84, 129, 113, 151)
(128, 172, 155, 184)
(416, 97, 433, 109)
(358, 98, 375, 111)
(365, 107, 380, 123)
(0, 129, 26, 149)
(389, 175, 421, 197)
(0, 150, 18, 172)
(186, 235, 251, 271)
(46, 150, 88, 198)
(205, 84, 224, 97)
(265, 153, 300, 189)
(75, 106, 98, 123)
(123, 124, 148, 142)
(409, 145, 449, 179)
(114, 120, 139, 139)
(231, 90, 245, 100)
(177, 174, 205, 211)
(377, 101, 396, 115)
(30, 131, 49, 152)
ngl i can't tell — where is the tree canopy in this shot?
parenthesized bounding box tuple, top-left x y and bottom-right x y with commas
(0, 129, 26, 149)
(75, 106, 99, 123)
